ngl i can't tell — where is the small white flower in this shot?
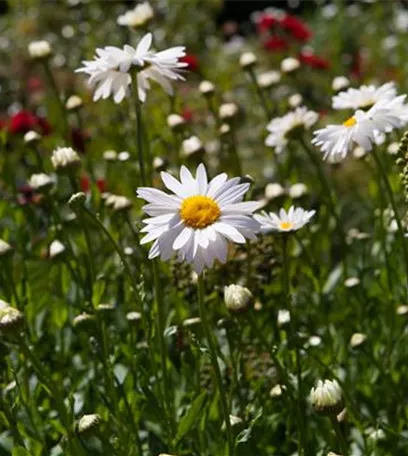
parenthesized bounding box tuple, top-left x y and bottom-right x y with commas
(105, 194, 132, 212)
(219, 123, 231, 136)
(397, 305, 408, 315)
(153, 156, 167, 171)
(65, 95, 83, 110)
(239, 52, 257, 69)
(265, 183, 285, 200)
(288, 93, 303, 108)
(310, 379, 342, 414)
(24, 130, 41, 144)
(103, 150, 117, 161)
(118, 151, 130, 162)
(349, 332, 367, 348)
(289, 183, 308, 199)
(332, 82, 397, 110)
(219, 102, 238, 120)
(387, 142, 399, 155)
(0, 239, 12, 257)
(136, 164, 260, 273)
(308, 335, 322, 347)
(51, 147, 81, 172)
(0, 301, 24, 332)
(332, 76, 350, 92)
(117, 2, 154, 28)
(270, 384, 286, 397)
(344, 277, 360, 288)
(28, 40, 52, 59)
(257, 70, 281, 89)
(29, 173, 54, 191)
(265, 107, 319, 153)
(199, 80, 215, 96)
(281, 57, 300, 74)
(312, 101, 403, 162)
(49, 240, 66, 259)
(182, 136, 204, 157)
(277, 309, 291, 327)
(167, 113, 186, 131)
(77, 414, 101, 434)
(353, 146, 367, 159)
(255, 206, 315, 233)
(224, 284, 253, 312)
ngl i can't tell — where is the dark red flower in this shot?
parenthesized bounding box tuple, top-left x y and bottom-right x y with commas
(71, 128, 90, 154)
(16, 184, 42, 205)
(299, 52, 330, 70)
(257, 13, 277, 33)
(263, 36, 289, 52)
(96, 178, 106, 193)
(27, 77, 44, 93)
(350, 51, 363, 79)
(180, 54, 199, 72)
(80, 175, 106, 193)
(36, 117, 51, 135)
(181, 108, 193, 122)
(280, 15, 312, 42)
(8, 110, 51, 135)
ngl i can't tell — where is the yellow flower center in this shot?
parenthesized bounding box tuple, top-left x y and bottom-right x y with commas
(180, 195, 221, 229)
(343, 116, 357, 127)
(279, 221, 294, 231)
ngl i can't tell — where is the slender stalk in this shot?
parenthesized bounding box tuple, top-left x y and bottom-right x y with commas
(371, 148, 408, 286)
(131, 71, 147, 186)
(247, 68, 271, 119)
(0, 395, 26, 447)
(197, 275, 234, 456)
(330, 415, 349, 456)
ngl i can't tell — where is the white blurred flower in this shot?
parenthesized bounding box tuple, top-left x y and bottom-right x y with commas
(28, 40, 52, 59)
(255, 206, 315, 233)
(281, 57, 300, 73)
(29, 173, 54, 191)
(24, 130, 41, 144)
(332, 82, 397, 110)
(257, 71, 281, 89)
(265, 183, 285, 200)
(51, 147, 81, 172)
(117, 2, 154, 28)
(118, 151, 130, 162)
(288, 93, 303, 108)
(344, 277, 360, 288)
(395, 9, 408, 33)
(219, 102, 238, 120)
(77, 414, 101, 434)
(239, 51, 257, 69)
(182, 136, 204, 157)
(65, 95, 83, 110)
(270, 384, 286, 397)
(277, 309, 291, 327)
(349, 332, 367, 348)
(387, 142, 399, 155)
(105, 194, 133, 212)
(103, 150, 117, 161)
(199, 80, 215, 96)
(265, 107, 319, 153)
(310, 379, 342, 414)
(289, 183, 308, 199)
(49, 240, 66, 259)
(332, 76, 350, 92)
(0, 239, 12, 257)
(167, 113, 186, 131)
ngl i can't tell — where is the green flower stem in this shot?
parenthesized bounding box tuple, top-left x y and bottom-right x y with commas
(131, 71, 147, 186)
(197, 274, 234, 456)
(4, 258, 22, 309)
(79, 211, 96, 302)
(0, 394, 26, 447)
(282, 235, 307, 456)
(229, 126, 243, 177)
(330, 415, 349, 456)
(152, 259, 176, 440)
(299, 137, 348, 279)
(247, 68, 271, 120)
(42, 61, 68, 137)
(371, 147, 408, 287)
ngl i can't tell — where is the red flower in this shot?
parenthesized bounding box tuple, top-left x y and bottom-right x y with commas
(180, 54, 199, 72)
(16, 184, 42, 205)
(96, 178, 106, 193)
(27, 77, 44, 93)
(181, 108, 193, 122)
(263, 36, 289, 52)
(299, 52, 330, 70)
(71, 128, 90, 154)
(280, 15, 312, 42)
(257, 13, 277, 33)
(80, 175, 106, 193)
(8, 110, 51, 135)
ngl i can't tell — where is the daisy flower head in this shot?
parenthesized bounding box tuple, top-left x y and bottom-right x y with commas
(137, 164, 260, 274)
(332, 82, 397, 110)
(312, 101, 402, 162)
(265, 107, 319, 153)
(76, 33, 187, 103)
(255, 206, 315, 233)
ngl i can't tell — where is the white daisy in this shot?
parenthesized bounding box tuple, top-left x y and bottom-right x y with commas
(137, 164, 260, 273)
(255, 206, 315, 233)
(76, 33, 187, 103)
(312, 101, 402, 162)
(332, 82, 397, 110)
(117, 2, 154, 28)
(265, 107, 319, 153)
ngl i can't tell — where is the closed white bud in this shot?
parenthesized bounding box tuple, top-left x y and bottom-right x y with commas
(289, 183, 308, 199)
(327, 452, 343, 456)
(397, 305, 408, 315)
(28, 40, 52, 59)
(353, 146, 367, 159)
(240, 52, 257, 69)
(219, 103, 238, 120)
(65, 95, 83, 110)
(332, 76, 350, 92)
(387, 142, 399, 155)
(126, 311, 142, 324)
(182, 136, 204, 157)
(0, 301, 24, 333)
(349, 332, 367, 348)
(310, 379, 343, 415)
(73, 313, 95, 330)
(153, 156, 167, 172)
(182, 317, 201, 328)
(77, 414, 101, 434)
(265, 183, 285, 200)
(24, 130, 41, 144)
(167, 114, 186, 131)
(29, 173, 54, 192)
(288, 93, 303, 108)
(270, 384, 286, 397)
(118, 151, 130, 162)
(219, 123, 231, 136)
(0, 239, 12, 257)
(199, 80, 215, 96)
(49, 240, 66, 259)
(105, 194, 132, 212)
(344, 277, 360, 288)
(257, 71, 281, 89)
(277, 309, 291, 327)
(281, 57, 300, 73)
(117, 2, 154, 28)
(224, 284, 253, 313)
(51, 147, 81, 172)
(68, 192, 86, 210)
(103, 150, 117, 161)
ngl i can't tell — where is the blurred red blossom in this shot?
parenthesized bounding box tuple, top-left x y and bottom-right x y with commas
(80, 175, 106, 194)
(280, 15, 312, 42)
(256, 13, 277, 33)
(8, 110, 51, 135)
(299, 52, 330, 70)
(71, 127, 90, 153)
(180, 54, 199, 72)
(264, 36, 289, 52)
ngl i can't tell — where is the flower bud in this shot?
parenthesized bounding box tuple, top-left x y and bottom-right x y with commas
(153, 156, 168, 172)
(51, 147, 81, 173)
(219, 123, 231, 136)
(167, 114, 186, 132)
(103, 150, 117, 162)
(73, 313, 96, 331)
(28, 40, 52, 59)
(349, 332, 367, 348)
(310, 379, 343, 415)
(182, 136, 204, 158)
(257, 71, 281, 89)
(0, 301, 24, 333)
(65, 95, 83, 111)
(0, 239, 12, 258)
(24, 130, 41, 145)
(281, 57, 300, 73)
(126, 311, 142, 325)
(77, 413, 101, 434)
(224, 284, 253, 313)
(332, 76, 350, 92)
(68, 192, 86, 211)
(218, 103, 238, 121)
(49, 240, 66, 259)
(29, 173, 54, 192)
(289, 183, 308, 199)
(270, 384, 286, 397)
(239, 52, 257, 69)
(288, 93, 303, 108)
(277, 309, 291, 327)
(199, 80, 215, 97)
(265, 183, 285, 200)
(117, 2, 154, 29)
(344, 277, 360, 288)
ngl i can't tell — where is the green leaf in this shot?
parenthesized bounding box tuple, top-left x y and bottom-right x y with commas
(12, 447, 30, 456)
(322, 264, 343, 294)
(173, 392, 208, 445)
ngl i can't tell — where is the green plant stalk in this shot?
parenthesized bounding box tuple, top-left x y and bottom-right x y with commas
(0, 394, 26, 447)
(371, 148, 408, 288)
(330, 415, 349, 456)
(197, 275, 234, 456)
(131, 71, 147, 186)
(247, 68, 271, 120)
(4, 258, 21, 309)
(282, 235, 307, 456)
